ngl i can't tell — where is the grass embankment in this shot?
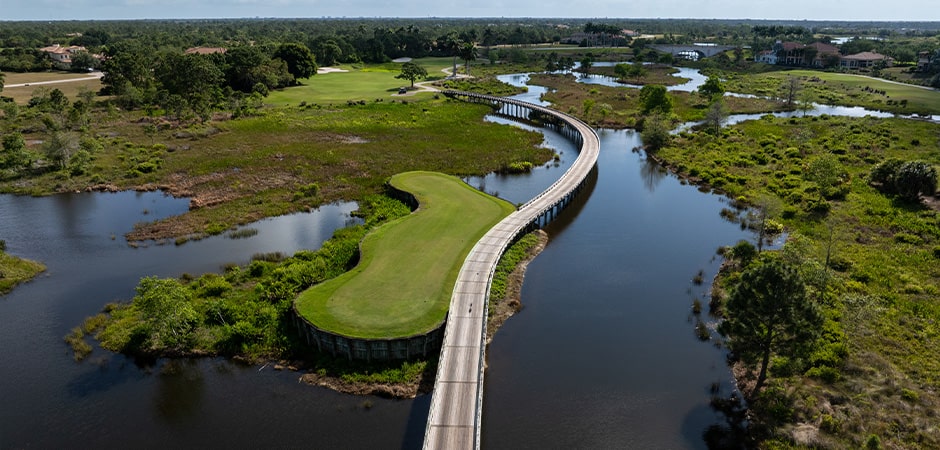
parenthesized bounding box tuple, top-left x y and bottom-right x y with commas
(1, 97, 550, 242)
(266, 57, 454, 105)
(590, 64, 690, 86)
(434, 77, 527, 96)
(527, 73, 787, 128)
(296, 171, 515, 338)
(655, 115, 940, 448)
(0, 246, 45, 295)
(0, 71, 104, 105)
(719, 69, 940, 116)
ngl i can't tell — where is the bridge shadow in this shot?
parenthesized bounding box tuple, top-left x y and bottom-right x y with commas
(400, 392, 432, 449)
(543, 166, 598, 235)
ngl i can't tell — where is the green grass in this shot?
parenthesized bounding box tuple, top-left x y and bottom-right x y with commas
(528, 73, 787, 128)
(0, 250, 45, 295)
(2, 97, 550, 242)
(721, 69, 940, 115)
(295, 171, 515, 338)
(655, 114, 940, 448)
(266, 58, 455, 106)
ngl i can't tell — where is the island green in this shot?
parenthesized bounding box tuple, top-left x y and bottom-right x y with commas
(295, 171, 516, 338)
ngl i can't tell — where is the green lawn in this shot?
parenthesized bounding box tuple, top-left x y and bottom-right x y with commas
(295, 171, 515, 338)
(266, 57, 456, 106)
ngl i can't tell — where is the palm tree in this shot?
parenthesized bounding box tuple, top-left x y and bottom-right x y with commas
(458, 42, 478, 76)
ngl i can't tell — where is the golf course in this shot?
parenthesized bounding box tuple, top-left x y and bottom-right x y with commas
(295, 171, 516, 338)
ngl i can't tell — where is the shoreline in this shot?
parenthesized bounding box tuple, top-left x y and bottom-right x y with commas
(296, 229, 549, 398)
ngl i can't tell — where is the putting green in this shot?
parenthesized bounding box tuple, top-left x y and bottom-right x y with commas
(295, 171, 515, 338)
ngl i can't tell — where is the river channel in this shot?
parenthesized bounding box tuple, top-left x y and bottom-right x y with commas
(0, 67, 917, 448)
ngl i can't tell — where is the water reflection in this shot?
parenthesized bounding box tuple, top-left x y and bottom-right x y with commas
(639, 151, 668, 193)
(155, 359, 204, 423)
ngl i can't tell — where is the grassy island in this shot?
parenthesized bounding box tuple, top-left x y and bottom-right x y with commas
(0, 246, 46, 295)
(295, 171, 516, 338)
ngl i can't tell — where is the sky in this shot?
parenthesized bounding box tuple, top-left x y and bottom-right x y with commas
(2, 0, 939, 22)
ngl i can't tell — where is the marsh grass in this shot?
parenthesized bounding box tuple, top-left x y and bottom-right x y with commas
(658, 114, 940, 448)
(227, 228, 259, 240)
(719, 69, 940, 115)
(0, 251, 46, 295)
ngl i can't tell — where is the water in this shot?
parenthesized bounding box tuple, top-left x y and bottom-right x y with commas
(3, 66, 920, 449)
(0, 192, 430, 448)
(479, 127, 749, 449)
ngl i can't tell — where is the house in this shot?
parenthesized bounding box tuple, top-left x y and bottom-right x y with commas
(184, 47, 227, 55)
(917, 51, 933, 72)
(806, 42, 841, 67)
(840, 51, 894, 69)
(756, 50, 778, 64)
(773, 41, 806, 65)
(39, 44, 87, 66)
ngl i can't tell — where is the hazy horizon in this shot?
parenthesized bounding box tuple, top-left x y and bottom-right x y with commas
(3, 0, 940, 23)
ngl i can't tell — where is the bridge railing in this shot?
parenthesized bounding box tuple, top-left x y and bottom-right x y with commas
(425, 91, 600, 449)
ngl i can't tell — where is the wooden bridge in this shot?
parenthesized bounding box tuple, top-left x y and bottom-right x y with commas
(423, 91, 600, 449)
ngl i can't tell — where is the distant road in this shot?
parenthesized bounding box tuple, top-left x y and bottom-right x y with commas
(5, 72, 104, 88)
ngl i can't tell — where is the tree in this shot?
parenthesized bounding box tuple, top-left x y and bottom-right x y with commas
(579, 56, 593, 75)
(894, 161, 938, 201)
(274, 42, 317, 82)
(639, 114, 671, 152)
(615, 62, 646, 83)
(0, 70, 5, 92)
(697, 75, 725, 101)
(718, 257, 823, 393)
(69, 51, 97, 72)
(43, 131, 78, 171)
(100, 40, 154, 97)
(806, 154, 849, 199)
(395, 61, 427, 87)
(458, 42, 477, 76)
(1, 132, 31, 171)
(154, 52, 223, 121)
(639, 84, 672, 114)
(870, 158, 938, 202)
(751, 194, 782, 252)
(703, 99, 728, 135)
(132, 277, 199, 351)
(782, 75, 800, 108)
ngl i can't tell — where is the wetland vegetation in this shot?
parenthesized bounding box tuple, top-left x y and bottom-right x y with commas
(3, 16, 940, 449)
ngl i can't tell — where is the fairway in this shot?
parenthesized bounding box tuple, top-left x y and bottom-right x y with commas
(295, 171, 516, 338)
(266, 57, 455, 105)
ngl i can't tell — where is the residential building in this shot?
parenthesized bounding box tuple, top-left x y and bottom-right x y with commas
(773, 41, 806, 65)
(755, 50, 778, 64)
(38, 44, 87, 66)
(917, 51, 933, 72)
(840, 51, 894, 69)
(806, 42, 841, 67)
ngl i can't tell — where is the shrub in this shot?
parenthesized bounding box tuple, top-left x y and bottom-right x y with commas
(504, 161, 534, 173)
(894, 232, 924, 245)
